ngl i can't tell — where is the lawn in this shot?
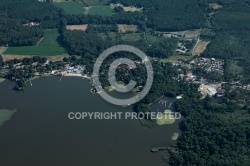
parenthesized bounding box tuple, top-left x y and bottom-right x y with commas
(155, 55, 193, 63)
(87, 6, 114, 16)
(4, 29, 67, 56)
(54, 1, 85, 15)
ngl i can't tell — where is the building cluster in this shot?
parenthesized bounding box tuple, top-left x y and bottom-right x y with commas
(67, 66, 86, 74)
(175, 42, 189, 54)
(192, 57, 224, 74)
(50, 65, 86, 76)
(173, 57, 226, 97)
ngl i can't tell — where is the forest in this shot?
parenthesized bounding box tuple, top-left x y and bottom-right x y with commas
(0, 0, 62, 46)
(111, 0, 208, 31)
(169, 92, 250, 165)
(61, 30, 178, 59)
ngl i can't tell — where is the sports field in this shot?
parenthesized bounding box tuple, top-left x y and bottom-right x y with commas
(54, 1, 85, 15)
(4, 29, 66, 56)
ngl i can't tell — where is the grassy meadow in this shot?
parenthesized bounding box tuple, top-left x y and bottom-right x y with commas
(4, 29, 66, 56)
(87, 6, 115, 16)
(54, 1, 85, 15)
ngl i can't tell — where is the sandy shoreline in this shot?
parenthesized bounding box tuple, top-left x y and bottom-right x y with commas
(0, 78, 5, 83)
(63, 74, 91, 80)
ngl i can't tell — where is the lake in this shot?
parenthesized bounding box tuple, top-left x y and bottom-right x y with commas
(0, 77, 180, 166)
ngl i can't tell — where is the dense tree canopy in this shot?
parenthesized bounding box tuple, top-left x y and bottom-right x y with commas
(0, 0, 62, 46)
(111, 0, 208, 31)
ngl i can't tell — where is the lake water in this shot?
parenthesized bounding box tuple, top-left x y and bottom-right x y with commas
(0, 77, 180, 166)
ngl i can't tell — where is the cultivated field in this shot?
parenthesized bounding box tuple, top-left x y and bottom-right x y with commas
(87, 6, 114, 16)
(4, 29, 66, 56)
(2, 54, 69, 62)
(66, 24, 88, 31)
(54, 1, 85, 15)
(117, 24, 138, 33)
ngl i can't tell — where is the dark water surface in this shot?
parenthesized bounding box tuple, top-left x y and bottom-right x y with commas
(0, 77, 180, 166)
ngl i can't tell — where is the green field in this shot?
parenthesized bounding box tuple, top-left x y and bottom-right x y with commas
(77, 0, 110, 6)
(121, 33, 142, 42)
(152, 55, 194, 63)
(4, 29, 66, 56)
(87, 6, 114, 16)
(54, 1, 85, 15)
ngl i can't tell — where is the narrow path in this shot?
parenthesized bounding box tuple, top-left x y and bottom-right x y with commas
(36, 37, 44, 45)
(0, 47, 7, 54)
(84, 6, 92, 15)
(192, 37, 200, 55)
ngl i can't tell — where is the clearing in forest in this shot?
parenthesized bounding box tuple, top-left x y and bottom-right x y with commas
(110, 3, 143, 12)
(117, 24, 138, 33)
(192, 39, 210, 55)
(209, 3, 223, 10)
(66, 25, 89, 31)
(86, 5, 115, 16)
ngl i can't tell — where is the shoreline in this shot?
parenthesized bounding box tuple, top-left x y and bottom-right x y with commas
(0, 78, 5, 83)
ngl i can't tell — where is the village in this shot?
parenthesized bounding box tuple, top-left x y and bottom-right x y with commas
(172, 56, 250, 98)
(1, 52, 249, 96)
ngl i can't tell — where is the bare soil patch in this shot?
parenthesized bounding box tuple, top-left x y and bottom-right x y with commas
(209, 3, 223, 10)
(192, 40, 210, 55)
(2, 54, 69, 62)
(117, 24, 138, 33)
(66, 24, 88, 31)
